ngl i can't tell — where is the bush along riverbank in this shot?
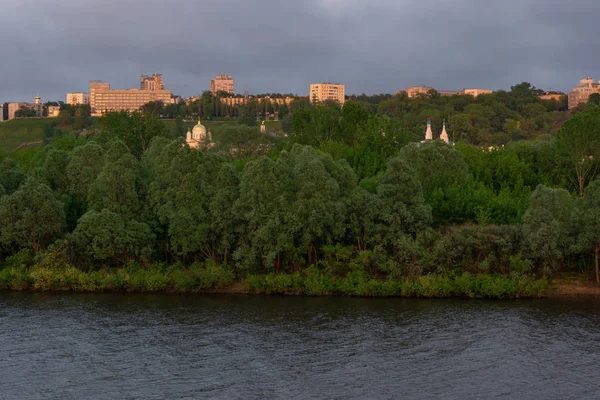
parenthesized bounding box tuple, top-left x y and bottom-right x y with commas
(0, 261, 548, 298)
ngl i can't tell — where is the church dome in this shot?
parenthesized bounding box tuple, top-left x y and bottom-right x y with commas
(192, 120, 206, 140)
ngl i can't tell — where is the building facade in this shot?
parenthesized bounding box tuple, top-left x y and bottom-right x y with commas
(568, 77, 600, 109)
(140, 74, 164, 91)
(309, 83, 345, 104)
(401, 86, 491, 98)
(89, 80, 172, 115)
(66, 92, 90, 105)
(7, 103, 22, 120)
(47, 106, 61, 117)
(210, 75, 234, 95)
(462, 88, 492, 97)
(538, 92, 565, 102)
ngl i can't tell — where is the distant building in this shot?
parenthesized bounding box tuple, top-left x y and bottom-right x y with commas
(140, 74, 164, 91)
(7, 103, 22, 120)
(186, 118, 214, 149)
(568, 77, 600, 109)
(310, 83, 345, 105)
(66, 92, 90, 105)
(400, 86, 491, 98)
(219, 95, 295, 107)
(210, 75, 234, 95)
(34, 93, 42, 117)
(47, 106, 61, 117)
(402, 86, 433, 98)
(462, 88, 492, 97)
(89, 80, 172, 116)
(538, 91, 565, 102)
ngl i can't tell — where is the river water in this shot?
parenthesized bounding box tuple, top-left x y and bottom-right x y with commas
(0, 293, 599, 400)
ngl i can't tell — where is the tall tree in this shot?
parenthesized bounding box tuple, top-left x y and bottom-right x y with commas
(554, 106, 600, 196)
(0, 179, 65, 254)
(523, 185, 574, 276)
(573, 180, 600, 282)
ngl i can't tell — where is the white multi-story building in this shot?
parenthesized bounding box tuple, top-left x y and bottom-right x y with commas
(210, 75, 234, 95)
(309, 83, 345, 105)
(568, 76, 600, 109)
(66, 92, 90, 105)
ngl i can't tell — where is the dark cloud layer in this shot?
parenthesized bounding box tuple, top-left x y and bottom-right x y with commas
(1, 0, 599, 102)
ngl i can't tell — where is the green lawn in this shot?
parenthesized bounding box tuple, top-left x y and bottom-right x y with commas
(0, 118, 53, 152)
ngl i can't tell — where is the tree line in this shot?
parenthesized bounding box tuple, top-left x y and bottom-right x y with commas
(0, 100, 599, 288)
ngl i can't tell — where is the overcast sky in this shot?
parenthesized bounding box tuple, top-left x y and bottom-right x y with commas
(1, 0, 599, 102)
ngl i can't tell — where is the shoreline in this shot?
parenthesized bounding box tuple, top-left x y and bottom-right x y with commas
(1, 277, 599, 299)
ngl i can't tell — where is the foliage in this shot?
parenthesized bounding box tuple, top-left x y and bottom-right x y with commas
(2, 107, 600, 293)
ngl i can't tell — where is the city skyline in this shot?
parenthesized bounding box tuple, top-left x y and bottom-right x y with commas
(1, 0, 600, 102)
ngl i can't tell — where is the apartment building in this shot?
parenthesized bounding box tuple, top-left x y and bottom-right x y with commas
(7, 103, 22, 120)
(309, 83, 345, 105)
(210, 75, 234, 95)
(400, 86, 491, 98)
(66, 92, 90, 105)
(219, 96, 296, 107)
(462, 88, 492, 97)
(140, 74, 164, 91)
(89, 80, 172, 115)
(568, 76, 600, 109)
(538, 92, 565, 102)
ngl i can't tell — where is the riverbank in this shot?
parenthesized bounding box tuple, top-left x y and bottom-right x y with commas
(548, 279, 600, 298)
(0, 264, 553, 298)
(2, 264, 599, 298)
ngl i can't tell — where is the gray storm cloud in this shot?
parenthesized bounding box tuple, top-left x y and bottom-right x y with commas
(1, 0, 599, 102)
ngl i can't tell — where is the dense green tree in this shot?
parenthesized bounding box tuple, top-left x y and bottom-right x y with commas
(554, 106, 600, 196)
(234, 156, 295, 272)
(69, 209, 154, 267)
(375, 156, 432, 243)
(573, 180, 600, 282)
(87, 141, 141, 216)
(523, 185, 574, 276)
(66, 142, 105, 201)
(0, 158, 27, 195)
(0, 179, 65, 254)
(99, 111, 170, 158)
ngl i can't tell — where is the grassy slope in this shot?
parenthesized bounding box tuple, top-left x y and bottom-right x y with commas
(0, 118, 53, 152)
(0, 117, 283, 153)
(165, 119, 282, 137)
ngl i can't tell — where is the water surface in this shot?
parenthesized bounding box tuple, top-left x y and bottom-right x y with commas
(1, 292, 599, 399)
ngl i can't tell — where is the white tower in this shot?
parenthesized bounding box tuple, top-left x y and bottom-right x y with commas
(440, 121, 449, 144)
(425, 120, 433, 141)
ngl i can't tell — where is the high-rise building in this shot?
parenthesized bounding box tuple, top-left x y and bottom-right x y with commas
(66, 92, 90, 105)
(210, 75, 234, 95)
(568, 76, 600, 109)
(309, 83, 345, 104)
(140, 74, 164, 91)
(89, 80, 172, 116)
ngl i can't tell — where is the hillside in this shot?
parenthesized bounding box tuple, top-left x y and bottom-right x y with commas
(0, 118, 53, 152)
(0, 117, 282, 153)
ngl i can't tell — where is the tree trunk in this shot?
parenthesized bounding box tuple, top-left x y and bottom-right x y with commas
(595, 242, 599, 284)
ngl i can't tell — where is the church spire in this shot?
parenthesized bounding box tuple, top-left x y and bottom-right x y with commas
(425, 120, 433, 141)
(440, 121, 450, 144)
